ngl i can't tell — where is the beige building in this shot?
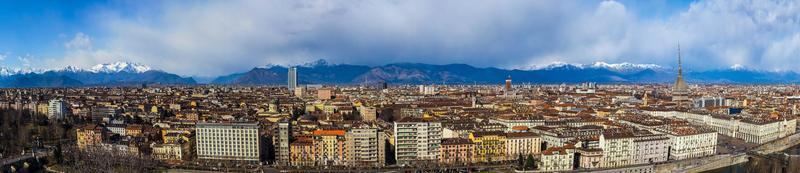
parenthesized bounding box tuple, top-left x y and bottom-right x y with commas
(539, 146, 574, 171)
(505, 132, 541, 160)
(345, 123, 386, 167)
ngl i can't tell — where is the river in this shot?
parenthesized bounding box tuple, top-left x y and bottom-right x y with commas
(705, 145, 800, 173)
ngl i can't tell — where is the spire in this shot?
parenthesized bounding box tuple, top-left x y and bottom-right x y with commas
(678, 42, 682, 77)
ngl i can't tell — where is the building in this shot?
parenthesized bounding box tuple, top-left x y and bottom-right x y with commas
(290, 137, 316, 167)
(288, 66, 298, 92)
(505, 132, 541, 160)
(318, 88, 333, 100)
(539, 146, 575, 171)
(469, 131, 507, 163)
(646, 110, 797, 144)
(359, 106, 377, 121)
(275, 120, 291, 165)
(505, 75, 512, 92)
(312, 129, 347, 166)
(345, 123, 386, 167)
(76, 124, 108, 149)
(599, 130, 669, 168)
(48, 98, 68, 120)
(196, 122, 260, 162)
(439, 138, 474, 165)
(672, 45, 690, 103)
(394, 117, 442, 165)
(657, 125, 717, 160)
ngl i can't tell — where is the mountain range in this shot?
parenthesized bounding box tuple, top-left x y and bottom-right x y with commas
(1, 60, 799, 88)
(0, 62, 195, 88)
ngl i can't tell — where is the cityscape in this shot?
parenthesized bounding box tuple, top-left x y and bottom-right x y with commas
(2, 0, 800, 173)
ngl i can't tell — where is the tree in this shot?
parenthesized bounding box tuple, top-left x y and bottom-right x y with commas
(517, 154, 525, 168)
(525, 154, 536, 170)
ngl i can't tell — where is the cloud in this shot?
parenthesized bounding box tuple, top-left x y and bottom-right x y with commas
(0, 52, 6, 62)
(49, 0, 800, 76)
(64, 32, 93, 49)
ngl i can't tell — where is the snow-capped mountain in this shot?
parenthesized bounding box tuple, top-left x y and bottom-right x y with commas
(0, 61, 194, 87)
(589, 62, 664, 71)
(88, 61, 152, 73)
(525, 61, 665, 72)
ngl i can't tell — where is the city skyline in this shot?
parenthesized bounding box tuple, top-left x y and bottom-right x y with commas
(2, 0, 800, 77)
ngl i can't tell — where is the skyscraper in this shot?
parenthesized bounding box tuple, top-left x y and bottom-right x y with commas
(672, 44, 690, 102)
(288, 67, 298, 91)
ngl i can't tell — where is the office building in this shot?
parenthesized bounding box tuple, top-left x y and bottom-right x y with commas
(288, 67, 298, 92)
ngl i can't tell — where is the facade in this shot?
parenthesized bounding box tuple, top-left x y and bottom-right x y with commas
(48, 98, 68, 120)
(345, 123, 386, 167)
(439, 138, 474, 165)
(505, 132, 541, 160)
(394, 117, 442, 165)
(196, 122, 260, 162)
(290, 137, 316, 167)
(313, 129, 347, 166)
(76, 124, 108, 149)
(539, 147, 574, 171)
(646, 110, 797, 144)
(359, 106, 377, 121)
(275, 120, 291, 165)
(288, 67, 297, 92)
(599, 131, 669, 168)
(658, 126, 717, 160)
(469, 131, 507, 163)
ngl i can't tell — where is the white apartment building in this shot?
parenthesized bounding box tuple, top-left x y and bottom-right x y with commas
(196, 122, 260, 162)
(645, 110, 796, 144)
(539, 147, 574, 171)
(657, 126, 717, 160)
(48, 98, 68, 120)
(394, 117, 442, 166)
(599, 131, 669, 168)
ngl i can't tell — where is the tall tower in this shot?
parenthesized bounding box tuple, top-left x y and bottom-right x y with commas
(505, 75, 512, 92)
(672, 43, 690, 102)
(288, 67, 298, 91)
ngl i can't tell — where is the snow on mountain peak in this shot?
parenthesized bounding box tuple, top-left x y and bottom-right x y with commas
(89, 61, 151, 73)
(589, 61, 663, 71)
(525, 61, 663, 71)
(730, 64, 746, 70)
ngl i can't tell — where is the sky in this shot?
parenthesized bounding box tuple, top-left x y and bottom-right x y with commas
(0, 0, 798, 77)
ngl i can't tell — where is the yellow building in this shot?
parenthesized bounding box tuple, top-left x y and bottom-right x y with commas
(76, 124, 107, 149)
(290, 137, 317, 167)
(313, 129, 347, 166)
(469, 131, 507, 163)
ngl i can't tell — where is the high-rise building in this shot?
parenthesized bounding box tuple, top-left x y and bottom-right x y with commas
(275, 120, 291, 165)
(505, 75, 512, 92)
(288, 66, 298, 92)
(196, 122, 260, 162)
(48, 98, 68, 120)
(672, 44, 690, 102)
(394, 117, 442, 166)
(345, 123, 386, 167)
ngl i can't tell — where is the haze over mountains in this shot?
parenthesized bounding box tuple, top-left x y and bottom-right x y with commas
(1, 59, 799, 88)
